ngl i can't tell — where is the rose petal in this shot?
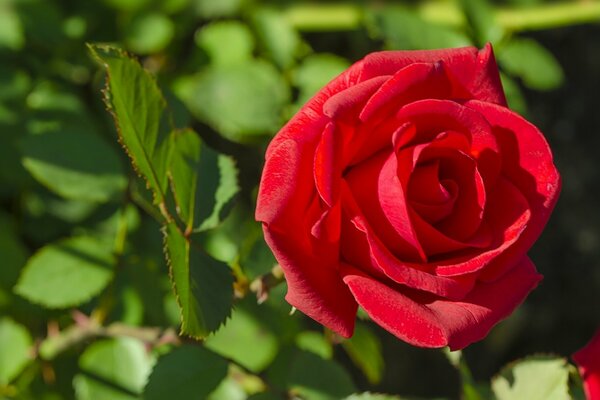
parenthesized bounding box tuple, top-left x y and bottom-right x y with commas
(314, 123, 342, 206)
(264, 226, 358, 338)
(357, 43, 506, 105)
(342, 256, 542, 349)
(323, 76, 390, 120)
(433, 176, 530, 276)
(464, 100, 561, 281)
(345, 149, 427, 262)
(359, 62, 451, 122)
(256, 139, 316, 227)
(341, 181, 477, 299)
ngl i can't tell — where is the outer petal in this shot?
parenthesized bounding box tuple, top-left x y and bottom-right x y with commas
(464, 100, 561, 281)
(573, 328, 600, 400)
(257, 138, 358, 337)
(357, 43, 506, 105)
(342, 257, 542, 349)
(264, 227, 358, 338)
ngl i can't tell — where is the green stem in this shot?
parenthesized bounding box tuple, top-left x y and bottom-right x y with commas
(285, 1, 600, 33)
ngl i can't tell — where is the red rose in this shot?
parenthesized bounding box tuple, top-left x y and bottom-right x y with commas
(574, 329, 600, 400)
(255, 44, 560, 349)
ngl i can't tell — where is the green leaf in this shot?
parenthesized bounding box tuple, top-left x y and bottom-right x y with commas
(207, 375, 247, 400)
(101, 0, 151, 12)
(0, 0, 25, 50)
(73, 338, 154, 400)
(458, 0, 503, 45)
(367, 6, 471, 50)
(125, 13, 175, 55)
(144, 345, 228, 400)
(344, 394, 403, 400)
(295, 331, 332, 360)
(195, 21, 254, 66)
(500, 73, 527, 115)
(21, 129, 127, 203)
(169, 129, 239, 232)
(15, 236, 115, 308)
(0, 318, 32, 385)
(492, 355, 570, 400)
(193, 0, 243, 18)
(205, 307, 278, 372)
(342, 322, 384, 384)
(253, 8, 301, 69)
(0, 212, 28, 292)
(498, 39, 564, 91)
(286, 351, 356, 400)
(174, 61, 289, 143)
(164, 222, 233, 338)
(292, 54, 349, 107)
(89, 44, 173, 204)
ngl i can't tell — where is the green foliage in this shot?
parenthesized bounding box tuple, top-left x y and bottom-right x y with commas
(196, 21, 255, 67)
(73, 338, 154, 400)
(497, 39, 565, 90)
(89, 44, 172, 205)
(0, 0, 583, 399)
(252, 8, 302, 69)
(174, 61, 289, 143)
(205, 306, 278, 372)
(491, 356, 571, 400)
(169, 129, 239, 232)
(285, 350, 357, 400)
(345, 394, 403, 400)
(0, 318, 32, 385)
(15, 236, 115, 308)
(144, 345, 228, 400)
(124, 13, 175, 55)
(367, 6, 471, 50)
(21, 129, 127, 203)
(342, 322, 384, 385)
(295, 331, 333, 359)
(165, 222, 233, 338)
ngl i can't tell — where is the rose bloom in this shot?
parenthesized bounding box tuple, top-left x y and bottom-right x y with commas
(256, 44, 560, 349)
(573, 329, 600, 400)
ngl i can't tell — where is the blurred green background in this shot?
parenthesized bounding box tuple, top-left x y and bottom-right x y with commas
(0, 0, 598, 399)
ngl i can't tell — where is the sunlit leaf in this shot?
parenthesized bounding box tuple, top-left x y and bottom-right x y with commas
(125, 13, 175, 55)
(0, 0, 24, 50)
(458, 0, 503, 45)
(144, 345, 228, 400)
(73, 338, 154, 400)
(344, 394, 404, 400)
(498, 39, 564, 91)
(342, 322, 384, 384)
(174, 61, 289, 143)
(21, 129, 127, 203)
(0, 318, 32, 385)
(295, 331, 332, 360)
(196, 21, 254, 66)
(89, 44, 173, 204)
(169, 129, 239, 232)
(253, 8, 302, 69)
(367, 6, 471, 50)
(164, 222, 233, 338)
(15, 236, 115, 308)
(292, 54, 349, 107)
(492, 355, 570, 400)
(205, 307, 278, 372)
(286, 351, 356, 400)
(500, 73, 527, 114)
(193, 0, 243, 17)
